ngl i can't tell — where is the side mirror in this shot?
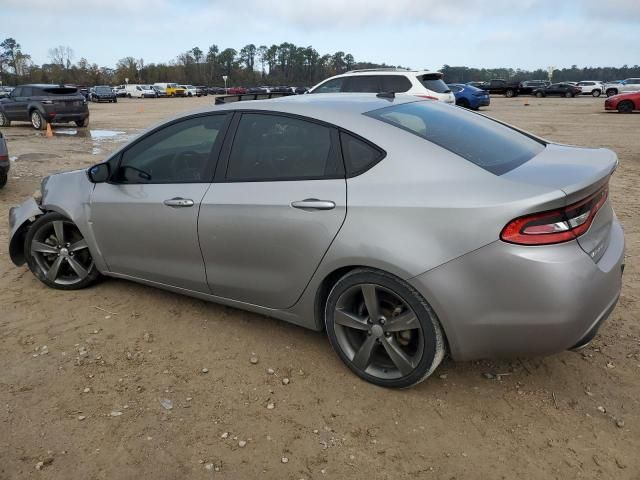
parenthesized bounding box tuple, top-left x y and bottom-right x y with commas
(87, 162, 110, 183)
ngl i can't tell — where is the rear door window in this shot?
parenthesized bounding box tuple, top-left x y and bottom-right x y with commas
(21, 87, 33, 97)
(226, 113, 342, 181)
(381, 75, 412, 93)
(342, 76, 380, 93)
(365, 101, 544, 175)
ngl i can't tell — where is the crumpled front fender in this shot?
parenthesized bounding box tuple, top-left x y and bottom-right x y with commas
(8, 197, 44, 265)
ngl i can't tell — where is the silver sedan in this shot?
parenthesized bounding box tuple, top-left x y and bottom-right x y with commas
(8, 94, 624, 388)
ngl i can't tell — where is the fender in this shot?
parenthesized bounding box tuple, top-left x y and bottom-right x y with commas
(8, 197, 44, 265)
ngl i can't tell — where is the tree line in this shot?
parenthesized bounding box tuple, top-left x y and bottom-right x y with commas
(1, 37, 639, 88)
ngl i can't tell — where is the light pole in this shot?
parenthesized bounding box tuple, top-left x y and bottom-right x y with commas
(222, 75, 228, 93)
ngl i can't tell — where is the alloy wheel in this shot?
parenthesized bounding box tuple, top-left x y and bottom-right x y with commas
(333, 283, 424, 380)
(30, 219, 94, 286)
(31, 111, 42, 129)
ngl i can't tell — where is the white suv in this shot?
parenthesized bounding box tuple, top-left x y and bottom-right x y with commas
(576, 81, 604, 97)
(603, 78, 640, 97)
(308, 69, 455, 103)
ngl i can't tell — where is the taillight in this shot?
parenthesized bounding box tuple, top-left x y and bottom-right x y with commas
(416, 95, 437, 100)
(501, 184, 608, 245)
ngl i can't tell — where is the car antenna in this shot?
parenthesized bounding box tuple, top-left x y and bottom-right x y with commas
(376, 91, 395, 99)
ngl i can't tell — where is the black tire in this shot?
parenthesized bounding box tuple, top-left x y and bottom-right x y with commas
(617, 101, 634, 113)
(606, 89, 618, 97)
(75, 117, 89, 128)
(0, 110, 11, 127)
(592, 89, 601, 97)
(565, 91, 573, 98)
(0, 169, 7, 188)
(114, 98, 117, 103)
(324, 268, 445, 388)
(30, 110, 46, 130)
(535, 91, 544, 98)
(505, 89, 515, 98)
(24, 212, 101, 290)
(127, 93, 132, 98)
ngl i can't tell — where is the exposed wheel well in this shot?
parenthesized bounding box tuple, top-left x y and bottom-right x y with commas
(314, 266, 359, 331)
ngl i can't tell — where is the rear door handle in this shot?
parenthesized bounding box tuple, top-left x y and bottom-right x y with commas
(291, 199, 336, 210)
(163, 197, 194, 208)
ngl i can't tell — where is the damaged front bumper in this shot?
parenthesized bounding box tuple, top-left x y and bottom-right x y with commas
(8, 197, 44, 265)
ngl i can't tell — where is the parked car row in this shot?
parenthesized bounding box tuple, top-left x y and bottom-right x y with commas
(466, 78, 640, 98)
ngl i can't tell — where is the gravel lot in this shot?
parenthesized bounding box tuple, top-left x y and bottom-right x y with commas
(1, 95, 638, 480)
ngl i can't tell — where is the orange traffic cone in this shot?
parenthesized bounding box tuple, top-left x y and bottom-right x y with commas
(138, 105, 144, 114)
(46, 123, 53, 138)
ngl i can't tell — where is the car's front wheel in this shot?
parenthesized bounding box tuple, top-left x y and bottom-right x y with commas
(25, 213, 101, 290)
(592, 89, 601, 97)
(606, 89, 618, 97)
(565, 91, 573, 98)
(30, 110, 46, 130)
(325, 269, 445, 388)
(535, 91, 544, 98)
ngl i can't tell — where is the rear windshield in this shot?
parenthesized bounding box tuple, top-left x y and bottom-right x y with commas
(42, 87, 78, 95)
(365, 101, 545, 175)
(417, 74, 450, 93)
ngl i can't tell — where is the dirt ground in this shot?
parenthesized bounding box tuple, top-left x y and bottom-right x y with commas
(0, 95, 638, 480)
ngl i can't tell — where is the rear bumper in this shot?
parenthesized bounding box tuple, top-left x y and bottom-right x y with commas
(409, 218, 625, 361)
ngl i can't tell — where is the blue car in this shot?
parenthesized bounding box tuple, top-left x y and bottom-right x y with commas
(447, 83, 490, 110)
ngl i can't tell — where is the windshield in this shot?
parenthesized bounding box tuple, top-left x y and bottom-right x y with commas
(365, 101, 544, 175)
(417, 74, 450, 93)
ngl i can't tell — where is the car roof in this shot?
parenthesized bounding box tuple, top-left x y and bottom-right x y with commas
(333, 69, 439, 77)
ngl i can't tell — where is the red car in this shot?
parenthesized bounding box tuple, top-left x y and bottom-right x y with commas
(605, 91, 640, 113)
(227, 87, 247, 95)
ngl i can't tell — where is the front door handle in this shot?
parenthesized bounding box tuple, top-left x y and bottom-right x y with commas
(291, 199, 336, 211)
(163, 197, 194, 208)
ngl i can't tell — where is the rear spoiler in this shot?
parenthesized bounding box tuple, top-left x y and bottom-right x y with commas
(215, 92, 295, 105)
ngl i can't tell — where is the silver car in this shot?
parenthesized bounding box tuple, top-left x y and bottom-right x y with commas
(8, 94, 624, 388)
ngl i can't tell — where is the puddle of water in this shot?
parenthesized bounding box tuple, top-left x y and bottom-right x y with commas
(91, 147, 102, 155)
(91, 129, 125, 139)
(12, 152, 62, 162)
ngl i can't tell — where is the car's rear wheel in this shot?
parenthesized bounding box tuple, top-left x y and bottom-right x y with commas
(25, 213, 100, 290)
(565, 91, 573, 98)
(592, 89, 601, 97)
(606, 89, 618, 97)
(113, 98, 117, 103)
(617, 101, 634, 113)
(0, 169, 7, 188)
(75, 117, 89, 128)
(30, 110, 46, 130)
(505, 89, 515, 98)
(456, 98, 470, 109)
(535, 91, 544, 98)
(325, 269, 445, 388)
(0, 111, 11, 127)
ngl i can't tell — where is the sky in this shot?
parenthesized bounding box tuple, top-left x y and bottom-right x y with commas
(2, 0, 639, 71)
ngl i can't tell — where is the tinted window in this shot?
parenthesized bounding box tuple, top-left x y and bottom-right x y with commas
(116, 114, 227, 184)
(21, 87, 33, 97)
(11, 87, 22, 97)
(226, 113, 341, 181)
(418, 75, 450, 93)
(365, 101, 544, 175)
(312, 78, 344, 93)
(381, 75, 412, 93)
(340, 132, 384, 176)
(42, 87, 78, 95)
(448, 85, 463, 93)
(343, 76, 380, 93)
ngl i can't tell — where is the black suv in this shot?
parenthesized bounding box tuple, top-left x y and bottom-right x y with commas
(0, 84, 89, 130)
(90, 85, 117, 103)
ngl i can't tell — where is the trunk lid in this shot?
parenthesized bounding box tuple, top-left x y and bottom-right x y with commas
(502, 143, 618, 262)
